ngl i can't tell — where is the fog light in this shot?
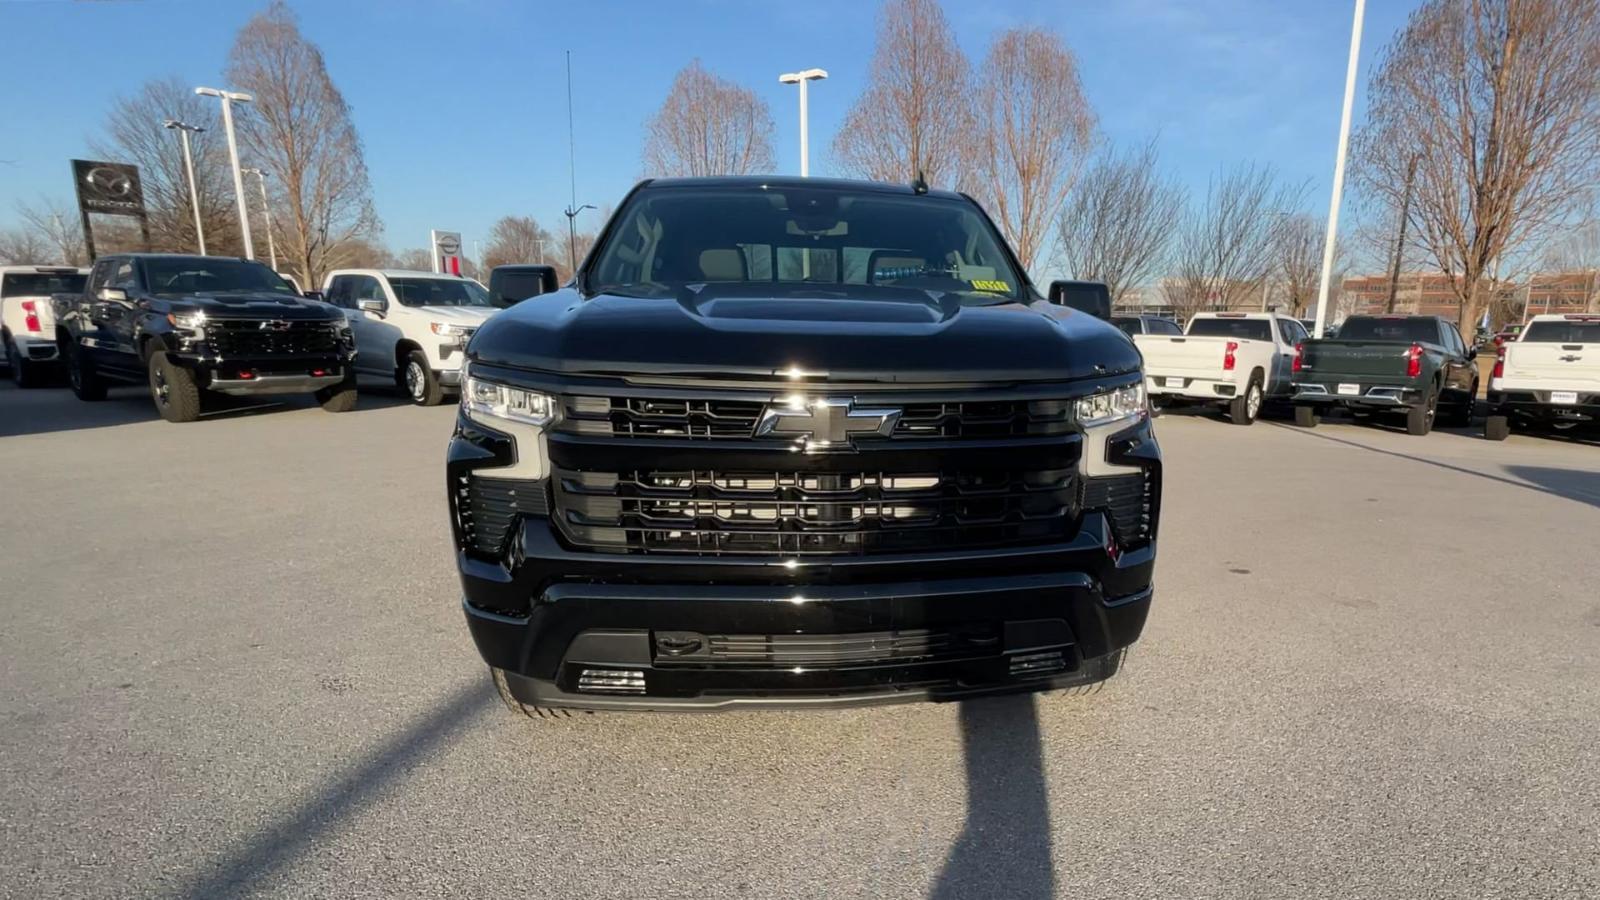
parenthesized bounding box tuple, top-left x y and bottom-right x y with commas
(1009, 651, 1066, 677)
(577, 668, 646, 694)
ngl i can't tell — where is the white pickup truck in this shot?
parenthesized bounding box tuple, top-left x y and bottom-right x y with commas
(1484, 313, 1600, 441)
(1, 265, 89, 387)
(1133, 312, 1308, 425)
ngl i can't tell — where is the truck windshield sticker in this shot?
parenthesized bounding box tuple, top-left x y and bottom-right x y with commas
(969, 279, 1009, 292)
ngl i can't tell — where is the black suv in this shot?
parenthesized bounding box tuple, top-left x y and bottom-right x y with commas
(53, 254, 356, 422)
(448, 177, 1161, 714)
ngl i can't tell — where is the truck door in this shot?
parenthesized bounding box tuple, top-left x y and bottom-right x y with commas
(1272, 318, 1307, 395)
(1439, 322, 1473, 401)
(98, 258, 145, 377)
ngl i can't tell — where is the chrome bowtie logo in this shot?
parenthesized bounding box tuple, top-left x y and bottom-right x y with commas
(756, 397, 902, 451)
(258, 319, 293, 331)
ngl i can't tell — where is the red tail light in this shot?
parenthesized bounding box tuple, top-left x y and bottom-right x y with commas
(1492, 345, 1505, 380)
(21, 300, 40, 333)
(1406, 343, 1423, 378)
(1223, 341, 1238, 371)
(1292, 342, 1304, 374)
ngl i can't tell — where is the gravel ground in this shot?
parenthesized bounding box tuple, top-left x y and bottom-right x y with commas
(1, 381, 1597, 900)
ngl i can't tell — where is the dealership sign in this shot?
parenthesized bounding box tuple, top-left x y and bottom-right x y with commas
(71, 159, 151, 259)
(431, 230, 463, 276)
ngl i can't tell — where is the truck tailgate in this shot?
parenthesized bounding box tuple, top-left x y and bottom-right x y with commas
(1500, 342, 1600, 391)
(5, 293, 58, 334)
(1300, 340, 1412, 379)
(1132, 335, 1229, 377)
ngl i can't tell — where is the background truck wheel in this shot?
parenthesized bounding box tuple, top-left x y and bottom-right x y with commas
(1228, 374, 1263, 425)
(1405, 384, 1438, 436)
(315, 371, 358, 412)
(1484, 415, 1510, 441)
(400, 350, 444, 406)
(1293, 405, 1320, 428)
(65, 341, 107, 401)
(1447, 381, 1477, 427)
(491, 667, 593, 720)
(148, 350, 202, 423)
(7, 338, 45, 389)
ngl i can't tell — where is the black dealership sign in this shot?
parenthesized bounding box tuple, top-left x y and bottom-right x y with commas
(71, 159, 151, 260)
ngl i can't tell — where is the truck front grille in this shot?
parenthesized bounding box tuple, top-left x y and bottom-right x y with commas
(205, 319, 341, 358)
(558, 395, 1074, 440)
(552, 467, 1077, 556)
(653, 625, 1001, 668)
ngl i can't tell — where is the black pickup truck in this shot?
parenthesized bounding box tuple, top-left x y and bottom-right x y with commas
(1290, 314, 1478, 435)
(53, 254, 356, 422)
(448, 176, 1161, 716)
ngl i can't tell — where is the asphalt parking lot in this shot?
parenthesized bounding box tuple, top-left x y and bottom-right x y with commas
(3, 382, 1598, 899)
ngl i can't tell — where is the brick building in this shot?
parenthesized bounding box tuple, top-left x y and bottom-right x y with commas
(1338, 271, 1599, 323)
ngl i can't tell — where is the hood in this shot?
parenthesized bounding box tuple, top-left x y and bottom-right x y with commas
(169, 292, 341, 321)
(468, 286, 1140, 384)
(418, 305, 497, 326)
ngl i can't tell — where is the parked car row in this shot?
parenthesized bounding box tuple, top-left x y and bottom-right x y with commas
(0, 254, 564, 422)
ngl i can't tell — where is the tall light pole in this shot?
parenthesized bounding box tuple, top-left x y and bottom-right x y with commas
(242, 168, 276, 271)
(778, 69, 828, 177)
(195, 86, 254, 260)
(564, 204, 595, 274)
(1312, 0, 1365, 339)
(163, 119, 207, 256)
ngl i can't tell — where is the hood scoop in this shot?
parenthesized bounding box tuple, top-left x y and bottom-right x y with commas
(681, 291, 955, 326)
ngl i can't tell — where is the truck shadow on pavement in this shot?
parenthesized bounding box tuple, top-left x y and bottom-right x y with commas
(930, 694, 1055, 899)
(1269, 422, 1600, 509)
(174, 678, 498, 900)
(0, 382, 415, 438)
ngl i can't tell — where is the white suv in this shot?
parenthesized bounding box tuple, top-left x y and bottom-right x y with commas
(320, 269, 498, 405)
(1, 265, 89, 387)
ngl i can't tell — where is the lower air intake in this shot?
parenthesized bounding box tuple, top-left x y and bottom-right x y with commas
(577, 668, 647, 694)
(1009, 650, 1067, 677)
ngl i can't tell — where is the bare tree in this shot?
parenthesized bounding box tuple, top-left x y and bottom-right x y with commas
(322, 237, 394, 272)
(1163, 164, 1305, 322)
(15, 199, 88, 265)
(0, 228, 52, 265)
(92, 76, 243, 256)
(1353, 0, 1600, 331)
(226, 1, 381, 290)
(1056, 139, 1184, 302)
(482, 216, 558, 269)
(968, 28, 1095, 270)
(1274, 214, 1331, 317)
(642, 61, 775, 177)
(392, 248, 434, 271)
(1542, 219, 1600, 311)
(832, 0, 972, 186)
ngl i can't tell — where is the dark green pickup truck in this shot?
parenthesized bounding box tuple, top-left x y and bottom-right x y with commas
(1290, 315, 1478, 436)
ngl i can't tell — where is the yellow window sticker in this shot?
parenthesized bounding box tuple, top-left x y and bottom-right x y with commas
(969, 279, 1009, 292)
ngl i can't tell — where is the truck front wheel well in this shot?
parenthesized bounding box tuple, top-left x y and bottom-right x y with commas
(395, 339, 423, 367)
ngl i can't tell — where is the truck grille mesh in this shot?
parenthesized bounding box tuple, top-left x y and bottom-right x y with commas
(558, 396, 1074, 440)
(1081, 470, 1154, 545)
(205, 319, 341, 358)
(455, 475, 549, 556)
(552, 467, 1077, 556)
(653, 625, 1002, 668)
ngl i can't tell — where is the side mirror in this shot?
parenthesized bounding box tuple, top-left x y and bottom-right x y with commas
(1047, 280, 1111, 319)
(97, 287, 129, 304)
(490, 265, 560, 306)
(1467, 346, 1478, 361)
(356, 298, 386, 317)
(302, 290, 324, 302)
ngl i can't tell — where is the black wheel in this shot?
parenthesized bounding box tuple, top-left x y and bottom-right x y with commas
(1484, 415, 1510, 441)
(1293, 404, 1320, 428)
(1405, 383, 1439, 436)
(7, 337, 45, 388)
(148, 350, 202, 423)
(491, 667, 593, 720)
(399, 350, 444, 406)
(1228, 373, 1263, 425)
(65, 339, 107, 401)
(315, 370, 358, 412)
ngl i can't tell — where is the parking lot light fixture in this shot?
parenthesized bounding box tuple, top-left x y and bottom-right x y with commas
(778, 69, 828, 177)
(163, 119, 207, 255)
(195, 86, 255, 260)
(242, 168, 277, 271)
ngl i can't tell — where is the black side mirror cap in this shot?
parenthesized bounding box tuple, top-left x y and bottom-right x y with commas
(1046, 280, 1111, 319)
(489, 264, 560, 306)
(302, 291, 324, 302)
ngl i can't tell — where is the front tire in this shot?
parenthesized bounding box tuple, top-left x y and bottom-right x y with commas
(148, 350, 202, 423)
(1228, 374, 1263, 425)
(491, 667, 592, 720)
(66, 340, 107, 401)
(1293, 404, 1320, 428)
(1484, 415, 1510, 441)
(400, 350, 444, 406)
(315, 370, 358, 412)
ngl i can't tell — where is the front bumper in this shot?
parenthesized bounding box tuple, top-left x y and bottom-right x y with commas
(207, 369, 348, 396)
(450, 402, 1160, 711)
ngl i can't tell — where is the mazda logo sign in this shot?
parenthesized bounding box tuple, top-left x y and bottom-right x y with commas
(85, 166, 134, 198)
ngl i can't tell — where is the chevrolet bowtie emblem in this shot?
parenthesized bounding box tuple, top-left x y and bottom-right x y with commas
(756, 397, 902, 451)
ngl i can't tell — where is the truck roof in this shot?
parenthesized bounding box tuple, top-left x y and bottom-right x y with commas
(0, 264, 89, 274)
(641, 175, 967, 202)
(1190, 311, 1287, 320)
(1526, 313, 1600, 324)
(326, 268, 474, 280)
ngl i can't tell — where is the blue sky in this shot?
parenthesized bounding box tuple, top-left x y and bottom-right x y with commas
(1, 0, 1422, 265)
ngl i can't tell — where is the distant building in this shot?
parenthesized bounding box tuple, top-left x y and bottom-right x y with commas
(1526, 271, 1599, 316)
(1336, 271, 1599, 322)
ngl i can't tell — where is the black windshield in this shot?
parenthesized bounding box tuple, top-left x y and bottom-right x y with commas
(587, 184, 1024, 301)
(1187, 318, 1272, 341)
(1336, 316, 1440, 343)
(143, 258, 296, 297)
(2, 272, 86, 296)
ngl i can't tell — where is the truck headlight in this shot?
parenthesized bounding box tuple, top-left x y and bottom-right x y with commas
(1075, 383, 1146, 427)
(462, 371, 558, 427)
(167, 310, 207, 332)
(431, 322, 472, 336)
